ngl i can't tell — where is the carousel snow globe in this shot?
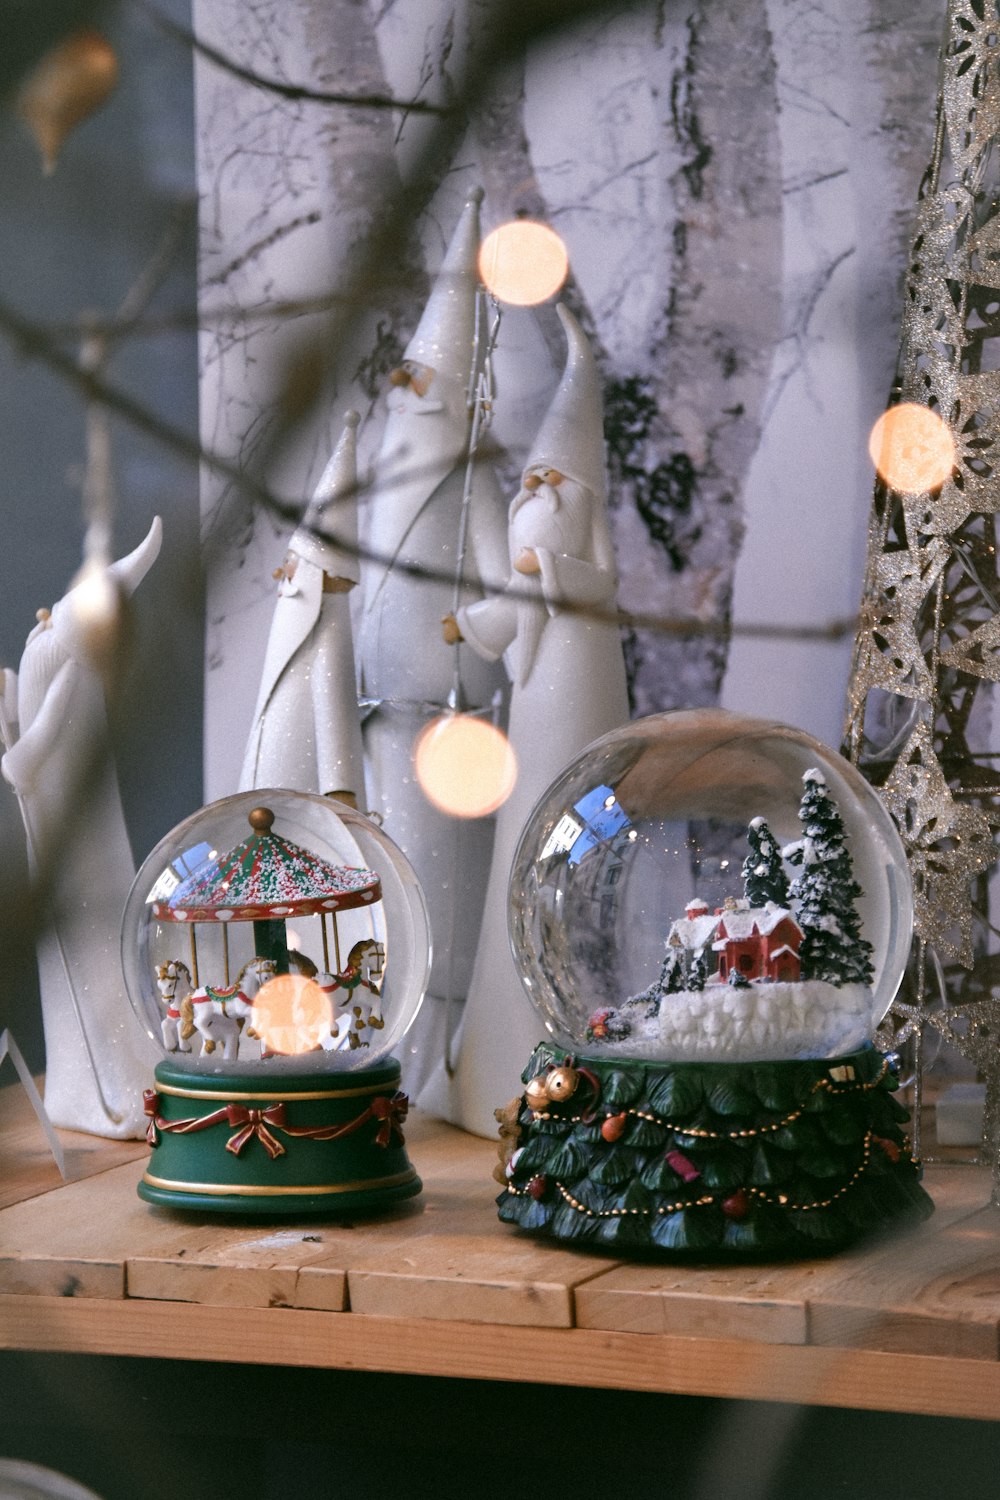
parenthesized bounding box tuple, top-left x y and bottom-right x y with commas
(123, 789, 430, 1214)
(497, 709, 934, 1255)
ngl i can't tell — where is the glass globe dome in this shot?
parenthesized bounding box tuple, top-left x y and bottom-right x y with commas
(509, 709, 912, 1064)
(123, 789, 430, 1075)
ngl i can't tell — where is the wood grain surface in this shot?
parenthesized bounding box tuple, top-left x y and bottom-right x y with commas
(2, 1079, 999, 1418)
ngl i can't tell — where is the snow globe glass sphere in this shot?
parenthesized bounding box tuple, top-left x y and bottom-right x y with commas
(498, 710, 932, 1257)
(123, 789, 430, 1214)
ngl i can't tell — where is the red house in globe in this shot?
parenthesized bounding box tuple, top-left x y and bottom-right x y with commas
(668, 898, 802, 985)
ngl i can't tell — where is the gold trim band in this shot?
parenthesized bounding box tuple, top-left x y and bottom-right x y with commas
(141, 1167, 418, 1197)
(154, 1076, 399, 1104)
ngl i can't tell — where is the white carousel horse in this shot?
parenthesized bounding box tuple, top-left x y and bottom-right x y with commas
(179, 956, 278, 1061)
(285, 940, 385, 1053)
(155, 959, 194, 1052)
(316, 938, 386, 1052)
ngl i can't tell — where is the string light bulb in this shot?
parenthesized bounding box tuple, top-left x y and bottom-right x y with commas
(867, 403, 956, 493)
(414, 713, 517, 818)
(68, 554, 125, 678)
(250, 973, 333, 1056)
(478, 221, 569, 306)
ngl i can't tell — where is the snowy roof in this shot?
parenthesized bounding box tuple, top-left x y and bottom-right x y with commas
(668, 913, 721, 950)
(715, 904, 801, 941)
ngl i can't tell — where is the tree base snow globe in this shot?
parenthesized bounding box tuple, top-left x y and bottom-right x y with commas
(497, 710, 933, 1257)
(122, 790, 430, 1215)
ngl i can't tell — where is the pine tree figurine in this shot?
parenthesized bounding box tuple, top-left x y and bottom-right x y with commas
(687, 948, 707, 991)
(784, 769, 874, 988)
(743, 816, 790, 908)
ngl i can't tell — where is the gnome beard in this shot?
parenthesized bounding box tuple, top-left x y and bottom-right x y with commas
(510, 475, 593, 565)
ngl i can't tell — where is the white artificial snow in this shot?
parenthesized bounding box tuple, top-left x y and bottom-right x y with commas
(600, 980, 874, 1062)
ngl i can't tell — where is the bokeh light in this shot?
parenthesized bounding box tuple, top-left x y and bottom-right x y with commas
(478, 221, 569, 306)
(868, 403, 956, 493)
(69, 556, 123, 674)
(251, 973, 332, 1056)
(414, 714, 517, 818)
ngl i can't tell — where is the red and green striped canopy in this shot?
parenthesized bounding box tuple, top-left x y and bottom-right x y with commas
(153, 807, 381, 923)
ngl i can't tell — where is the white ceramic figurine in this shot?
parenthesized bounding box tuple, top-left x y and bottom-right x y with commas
(0, 520, 163, 1138)
(441, 305, 631, 1135)
(356, 190, 509, 1102)
(239, 411, 366, 805)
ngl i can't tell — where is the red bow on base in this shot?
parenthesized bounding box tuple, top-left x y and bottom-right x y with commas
(224, 1103, 287, 1159)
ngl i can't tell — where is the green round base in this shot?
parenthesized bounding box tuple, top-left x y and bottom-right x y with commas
(497, 1043, 933, 1258)
(139, 1057, 420, 1217)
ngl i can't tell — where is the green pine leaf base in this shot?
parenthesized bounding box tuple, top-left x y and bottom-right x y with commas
(497, 1044, 933, 1258)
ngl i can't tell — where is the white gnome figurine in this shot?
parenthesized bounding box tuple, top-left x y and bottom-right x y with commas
(440, 304, 630, 1135)
(239, 410, 366, 805)
(357, 188, 509, 1103)
(0, 519, 163, 1139)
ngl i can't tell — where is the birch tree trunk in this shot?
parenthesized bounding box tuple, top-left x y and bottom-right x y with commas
(618, 0, 782, 716)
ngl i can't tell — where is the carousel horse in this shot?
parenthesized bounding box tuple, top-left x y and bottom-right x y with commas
(178, 955, 278, 1061)
(290, 939, 386, 1052)
(323, 937, 386, 1051)
(155, 959, 194, 1052)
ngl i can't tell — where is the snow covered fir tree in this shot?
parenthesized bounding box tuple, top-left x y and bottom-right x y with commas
(498, 771, 931, 1256)
(784, 769, 875, 989)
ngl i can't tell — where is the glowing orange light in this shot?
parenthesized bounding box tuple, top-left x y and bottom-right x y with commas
(478, 221, 569, 306)
(867, 403, 956, 493)
(414, 714, 517, 818)
(250, 973, 332, 1056)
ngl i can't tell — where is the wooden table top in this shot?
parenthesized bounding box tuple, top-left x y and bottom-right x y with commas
(2, 1079, 1000, 1421)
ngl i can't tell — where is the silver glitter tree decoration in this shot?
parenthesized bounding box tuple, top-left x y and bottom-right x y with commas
(844, 0, 1000, 1201)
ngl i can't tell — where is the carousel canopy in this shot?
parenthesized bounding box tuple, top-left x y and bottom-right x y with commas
(152, 807, 381, 923)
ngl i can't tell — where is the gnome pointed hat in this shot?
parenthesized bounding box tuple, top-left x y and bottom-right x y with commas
(526, 304, 606, 498)
(290, 410, 361, 581)
(402, 188, 483, 399)
(49, 515, 163, 658)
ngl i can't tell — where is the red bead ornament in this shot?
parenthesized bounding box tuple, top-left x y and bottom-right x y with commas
(873, 1135, 901, 1163)
(601, 1112, 627, 1142)
(527, 1174, 548, 1201)
(721, 1188, 749, 1219)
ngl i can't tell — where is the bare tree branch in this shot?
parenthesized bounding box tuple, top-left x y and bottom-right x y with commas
(134, 0, 455, 116)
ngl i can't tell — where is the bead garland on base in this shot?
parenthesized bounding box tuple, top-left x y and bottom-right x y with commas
(495, 1044, 933, 1256)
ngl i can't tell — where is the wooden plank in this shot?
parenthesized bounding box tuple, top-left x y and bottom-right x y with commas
(2, 1294, 999, 1420)
(804, 1198, 1000, 1360)
(576, 1264, 808, 1344)
(342, 1117, 620, 1328)
(0, 1112, 617, 1324)
(0, 1154, 349, 1310)
(575, 1164, 999, 1358)
(0, 1080, 147, 1211)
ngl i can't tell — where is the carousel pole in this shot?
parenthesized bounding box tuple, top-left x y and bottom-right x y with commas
(188, 924, 200, 987)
